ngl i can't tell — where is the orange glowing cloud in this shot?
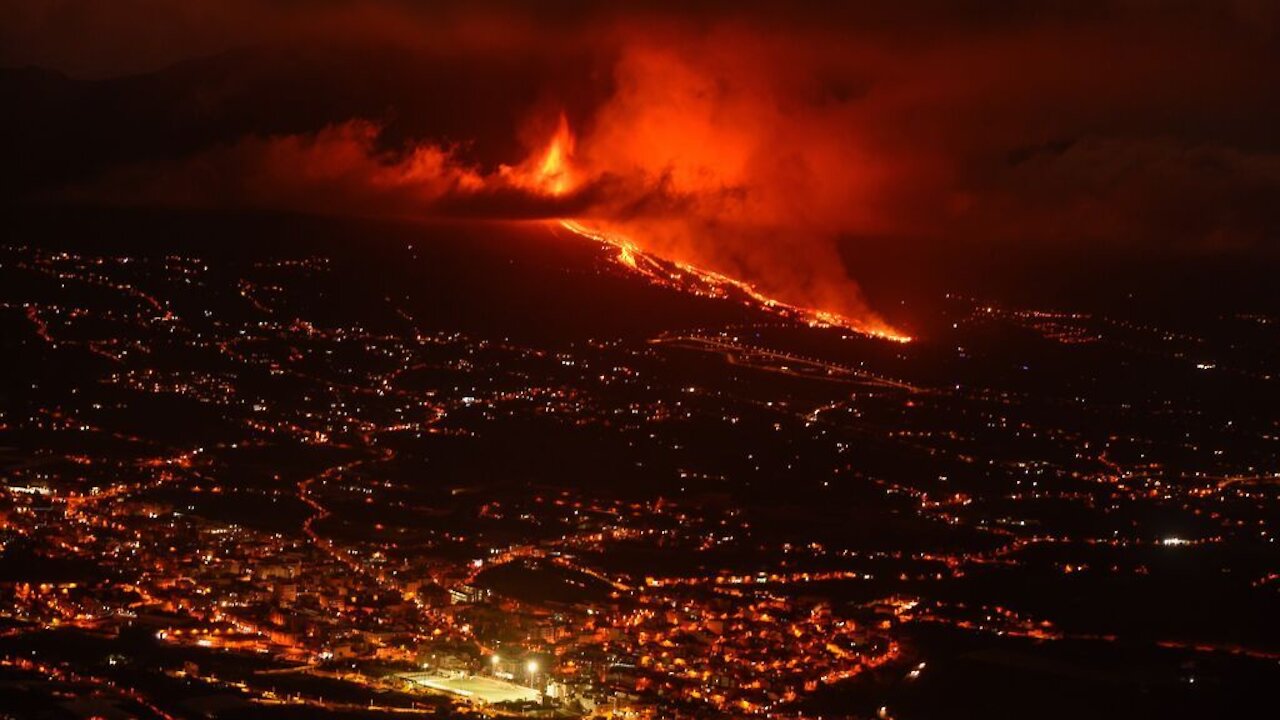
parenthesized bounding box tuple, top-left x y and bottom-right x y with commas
(73, 120, 484, 217)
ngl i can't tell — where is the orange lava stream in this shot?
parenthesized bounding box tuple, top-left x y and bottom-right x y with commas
(557, 219, 912, 343)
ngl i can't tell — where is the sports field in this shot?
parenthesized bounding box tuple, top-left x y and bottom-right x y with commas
(399, 672, 540, 704)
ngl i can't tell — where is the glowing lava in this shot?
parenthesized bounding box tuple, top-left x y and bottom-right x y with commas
(516, 117, 910, 343)
(557, 220, 912, 343)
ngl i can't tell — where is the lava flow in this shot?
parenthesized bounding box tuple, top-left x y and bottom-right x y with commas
(514, 116, 910, 342)
(557, 220, 912, 342)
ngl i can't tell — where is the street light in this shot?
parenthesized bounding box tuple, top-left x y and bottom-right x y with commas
(526, 659, 539, 675)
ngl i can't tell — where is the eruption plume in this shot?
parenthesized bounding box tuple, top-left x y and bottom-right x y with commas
(500, 49, 911, 341)
(500, 113, 578, 198)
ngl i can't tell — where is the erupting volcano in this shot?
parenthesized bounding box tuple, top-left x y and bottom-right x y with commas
(505, 115, 911, 342)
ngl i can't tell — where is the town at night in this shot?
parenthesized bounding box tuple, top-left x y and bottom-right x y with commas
(2, 3, 1279, 719)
